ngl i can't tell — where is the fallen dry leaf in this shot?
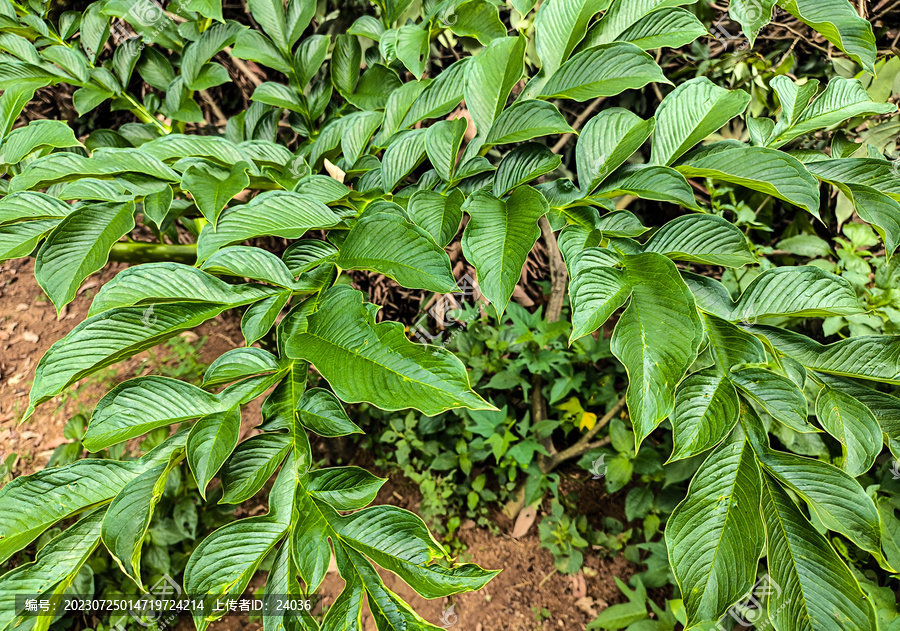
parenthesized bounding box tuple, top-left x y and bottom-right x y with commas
(512, 505, 537, 538)
(575, 597, 598, 618)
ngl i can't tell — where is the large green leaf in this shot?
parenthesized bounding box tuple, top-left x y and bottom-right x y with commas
(576, 108, 653, 194)
(0, 119, 80, 164)
(650, 77, 751, 166)
(527, 0, 609, 96)
(181, 161, 251, 226)
(731, 367, 811, 433)
(381, 128, 427, 191)
(815, 386, 881, 477)
(779, 0, 877, 73)
(730, 267, 860, 321)
(336, 213, 458, 293)
(285, 287, 491, 415)
(407, 189, 464, 248)
(594, 164, 698, 209)
(0, 434, 184, 563)
(187, 409, 242, 498)
(757, 325, 900, 385)
(483, 99, 574, 147)
(197, 191, 339, 261)
(674, 141, 821, 218)
(539, 43, 668, 102)
(611, 252, 702, 448)
(644, 213, 755, 268)
(567, 248, 629, 342)
(101, 454, 182, 588)
(461, 186, 549, 315)
(768, 77, 895, 147)
(758, 448, 883, 563)
(0, 508, 104, 631)
(9, 149, 179, 192)
(670, 370, 740, 461)
(26, 303, 231, 419)
(804, 158, 900, 202)
(464, 35, 526, 137)
(761, 474, 876, 631)
(667, 438, 764, 627)
(34, 202, 135, 312)
(85, 376, 226, 450)
(220, 433, 292, 504)
(493, 143, 561, 197)
(296, 388, 363, 437)
(185, 462, 294, 631)
(728, 0, 777, 44)
(617, 7, 706, 50)
(400, 58, 468, 127)
(424, 118, 467, 183)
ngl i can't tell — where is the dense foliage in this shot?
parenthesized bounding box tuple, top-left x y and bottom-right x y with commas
(1, 0, 900, 630)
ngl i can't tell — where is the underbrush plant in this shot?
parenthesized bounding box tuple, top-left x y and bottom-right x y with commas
(1, 0, 900, 630)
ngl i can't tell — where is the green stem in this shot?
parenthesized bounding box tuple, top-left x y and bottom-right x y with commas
(109, 242, 197, 264)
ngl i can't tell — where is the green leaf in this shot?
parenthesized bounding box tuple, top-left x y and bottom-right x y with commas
(650, 77, 751, 166)
(424, 118, 467, 183)
(494, 143, 561, 197)
(841, 184, 900, 259)
(804, 158, 900, 202)
(0, 120, 80, 164)
(232, 30, 293, 75)
(203, 348, 282, 388)
(382, 128, 427, 191)
(188, 409, 241, 499)
(10, 149, 179, 192)
(251, 82, 305, 113)
(333, 33, 362, 96)
(816, 386, 881, 477)
(768, 77, 895, 147)
(758, 325, 900, 385)
(102, 454, 181, 588)
(0, 436, 184, 563)
(34, 202, 135, 312)
(611, 252, 702, 449)
(181, 22, 244, 90)
(730, 266, 861, 320)
(185, 463, 294, 629)
(779, 0, 877, 73)
(282, 239, 339, 275)
(306, 467, 385, 510)
(484, 99, 574, 147)
(88, 262, 274, 316)
(539, 42, 668, 102)
(201, 246, 297, 288)
(395, 25, 429, 79)
(181, 161, 250, 226)
(667, 438, 764, 626)
(461, 186, 549, 315)
(336, 213, 458, 293)
(334, 505, 499, 598)
(284, 286, 491, 415)
(529, 0, 609, 95)
(85, 377, 226, 450)
(447, 0, 506, 45)
(702, 312, 766, 369)
(220, 433, 292, 504)
(197, 191, 339, 262)
(0, 509, 104, 630)
(674, 141, 821, 218)
(576, 108, 653, 194)
(594, 164, 698, 209)
(296, 388, 363, 437)
(464, 35, 526, 137)
(242, 291, 291, 345)
(760, 474, 876, 631)
(617, 7, 707, 50)
(729, 0, 776, 45)
(731, 367, 812, 433)
(400, 58, 469, 128)
(294, 34, 330, 87)
(407, 189, 464, 248)
(26, 303, 232, 419)
(0, 80, 48, 139)
(248, 0, 288, 52)
(568, 248, 630, 342)
(757, 447, 884, 565)
(670, 370, 740, 461)
(0, 218, 60, 261)
(645, 213, 755, 268)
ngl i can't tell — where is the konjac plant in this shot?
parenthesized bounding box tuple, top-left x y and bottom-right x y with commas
(1, 0, 899, 629)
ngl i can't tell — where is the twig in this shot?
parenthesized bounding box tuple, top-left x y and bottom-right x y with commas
(539, 216, 568, 323)
(545, 396, 627, 471)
